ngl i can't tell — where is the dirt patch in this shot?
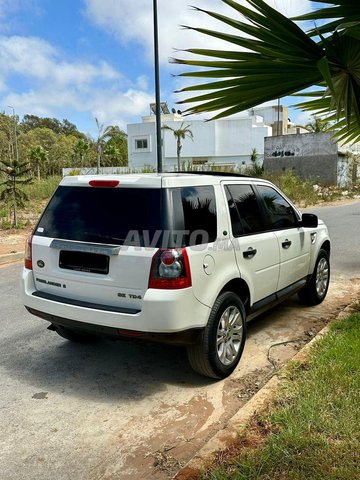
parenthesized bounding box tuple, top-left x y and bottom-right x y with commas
(0, 226, 32, 256)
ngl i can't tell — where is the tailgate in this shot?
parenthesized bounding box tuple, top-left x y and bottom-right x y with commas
(31, 236, 155, 311)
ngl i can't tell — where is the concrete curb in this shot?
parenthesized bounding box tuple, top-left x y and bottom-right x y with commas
(173, 321, 336, 480)
(0, 252, 23, 266)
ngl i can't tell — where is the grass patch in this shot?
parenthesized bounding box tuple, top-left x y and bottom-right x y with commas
(23, 176, 61, 201)
(202, 310, 360, 480)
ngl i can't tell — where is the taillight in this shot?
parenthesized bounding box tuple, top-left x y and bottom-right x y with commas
(149, 248, 192, 289)
(24, 234, 33, 270)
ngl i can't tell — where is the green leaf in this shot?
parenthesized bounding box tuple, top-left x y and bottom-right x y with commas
(174, 0, 360, 144)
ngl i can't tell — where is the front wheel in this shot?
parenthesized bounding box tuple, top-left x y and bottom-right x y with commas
(187, 292, 246, 379)
(298, 249, 330, 306)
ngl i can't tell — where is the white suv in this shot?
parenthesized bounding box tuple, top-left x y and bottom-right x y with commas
(22, 173, 330, 379)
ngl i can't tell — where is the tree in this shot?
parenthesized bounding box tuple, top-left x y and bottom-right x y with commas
(20, 115, 83, 137)
(0, 158, 32, 227)
(163, 123, 193, 170)
(61, 119, 79, 136)
(21, 127, 57, 177)
(103, 126, 128, 166)
(248, 147, 263, 176)
(103, 144, 122, 167)
(94, 120, 128, 171)
(21, 115, 63, 134)
(173, 0, 360, 144)
(305, 116, 330, 133)
(0, 113, 14, 161)
(28, 146, 47, 181)
(73, 138, 90, 168)
(95, 118, 113, 173)
(49, 135, 80, 174)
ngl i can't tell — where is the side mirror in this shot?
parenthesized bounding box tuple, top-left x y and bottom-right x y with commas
(301, 213, 318, 228)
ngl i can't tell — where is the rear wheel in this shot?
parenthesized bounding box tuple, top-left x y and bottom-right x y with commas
(54, 325, 96, 343)
(187, 292, 246, 379)
(298, 249, 330, 306)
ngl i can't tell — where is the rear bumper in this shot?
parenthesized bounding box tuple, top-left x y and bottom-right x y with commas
(22, 268, 210, 334)
(26, 306, 202, 345)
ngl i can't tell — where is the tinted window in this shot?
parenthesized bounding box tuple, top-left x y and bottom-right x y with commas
(36, 186, 162, 246)
(257, 185, 297, 229)
(225, 188, 242, 237)
(226, 184, 264, 235)
(168, 186, 217, 245)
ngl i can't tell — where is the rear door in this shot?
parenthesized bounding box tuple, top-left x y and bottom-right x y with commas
(31, 182, 162, 311)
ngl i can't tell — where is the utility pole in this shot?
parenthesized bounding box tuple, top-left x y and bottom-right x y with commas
(153, 0, 162, 172)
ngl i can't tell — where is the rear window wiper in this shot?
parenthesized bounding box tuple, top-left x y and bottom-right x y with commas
(83, 232, 126, 244)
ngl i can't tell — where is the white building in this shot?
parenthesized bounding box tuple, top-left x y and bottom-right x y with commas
(127, 105, 272, 170)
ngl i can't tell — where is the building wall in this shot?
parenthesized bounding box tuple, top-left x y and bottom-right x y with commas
(264, 132, 344, 185)
(127, 115, 272, 170)
(264, 154, 339, 184)
(127, 121, 156, 169)
(252, 105, 289, 135)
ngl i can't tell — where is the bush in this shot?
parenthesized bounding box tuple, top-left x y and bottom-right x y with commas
(265, 170, 319, 206)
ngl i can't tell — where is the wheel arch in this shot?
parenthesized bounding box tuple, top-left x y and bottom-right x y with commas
(219, 278, 251, 315)
(321, 240, 331, 257)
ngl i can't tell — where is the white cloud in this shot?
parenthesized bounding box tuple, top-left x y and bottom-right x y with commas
(0, 35, 120, 87)
(0, 34, 153, 131)
(0, 0, 41, 32)
(2, 84, 154, 131)
(84, 0, 312, 65)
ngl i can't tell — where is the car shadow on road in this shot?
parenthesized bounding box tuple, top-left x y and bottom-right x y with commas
(0, 321, 215, 402)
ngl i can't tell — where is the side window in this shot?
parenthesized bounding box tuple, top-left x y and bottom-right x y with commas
(226, 184, 265, 235)
(181, 186, 217, 245)
(257, 185, 297, 230)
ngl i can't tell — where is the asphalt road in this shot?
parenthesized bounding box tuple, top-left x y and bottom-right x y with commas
(0, 201, 359, 480)
(304, 200, 360, 274)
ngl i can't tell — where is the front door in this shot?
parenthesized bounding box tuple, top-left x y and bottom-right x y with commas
(255, 184, 311, 291)
(224, 183, 280, 305)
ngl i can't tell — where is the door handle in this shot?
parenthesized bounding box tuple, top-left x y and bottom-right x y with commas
(282, 239, 292, 249)
(243, 248, 257, 259)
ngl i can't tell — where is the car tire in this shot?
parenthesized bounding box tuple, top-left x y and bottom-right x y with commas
(187, 291, 246, 379)
(298, 249, 330, 306)
(54, 325, 96, 343)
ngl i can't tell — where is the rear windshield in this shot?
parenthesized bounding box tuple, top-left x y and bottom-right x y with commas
(36, 185, 162, 246)
(36, 184, 217, 247)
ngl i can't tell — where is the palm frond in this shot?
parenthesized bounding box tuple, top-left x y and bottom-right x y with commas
(294, 1, 360, 37)
(174, 0, 360, 143)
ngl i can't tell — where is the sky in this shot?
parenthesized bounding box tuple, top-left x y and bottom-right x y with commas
(0, 0, 318, 138)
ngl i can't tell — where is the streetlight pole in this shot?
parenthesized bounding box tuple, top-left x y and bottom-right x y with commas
(8, 105, 20, 163)
(153, 0, 162, 173)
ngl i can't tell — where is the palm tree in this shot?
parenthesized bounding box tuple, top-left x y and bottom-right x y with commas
(163, 123, 193, 170)
(28, 145, 47, 180)
(173, 0, 360, 144)
(249, 147, 263, 176)
(305, 117, 330, 133)
(73, 139, 90, 168)
(95, 118, 113, 174)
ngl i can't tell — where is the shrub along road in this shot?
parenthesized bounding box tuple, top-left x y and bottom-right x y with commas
(0, 201, 359, 480)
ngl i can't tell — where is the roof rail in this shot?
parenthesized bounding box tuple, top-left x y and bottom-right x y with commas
(176, 170, 249, 178)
